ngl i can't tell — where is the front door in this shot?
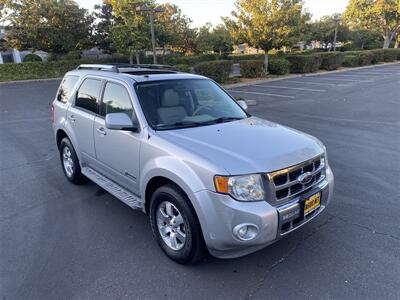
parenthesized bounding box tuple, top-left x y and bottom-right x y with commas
(93, 81, 142, 195)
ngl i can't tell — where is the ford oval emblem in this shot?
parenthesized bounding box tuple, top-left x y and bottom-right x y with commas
(298, 172, 313, 185)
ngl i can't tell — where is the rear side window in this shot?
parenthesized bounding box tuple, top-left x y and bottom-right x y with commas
(101, 82, 133, 117)
(75, 78, 102, 114)
(57, 75, 79, 103)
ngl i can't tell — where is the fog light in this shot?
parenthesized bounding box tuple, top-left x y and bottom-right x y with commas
(233, 223, 259, 241)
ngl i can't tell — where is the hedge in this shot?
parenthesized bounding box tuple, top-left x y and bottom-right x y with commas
(319, 52, 344, 70)
(239, 60, 264, 78)
(342, 55, 359, 67)
(193, 60, 232, 83)
(174, 64, 190, 72)
(286, 54, 322, 73)
(370, 49, 385, 63)
(268, 58, 291, 75)
(383, 49, 399, 62)
(23, 54, 42, 62)
(0, 57, 129, 82)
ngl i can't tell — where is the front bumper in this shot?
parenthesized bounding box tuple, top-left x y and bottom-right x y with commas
(190, 165, 334, 259)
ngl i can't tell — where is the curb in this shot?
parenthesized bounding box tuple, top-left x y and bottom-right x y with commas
(223, 61, 400, 89)
(0, 77, 63, 85)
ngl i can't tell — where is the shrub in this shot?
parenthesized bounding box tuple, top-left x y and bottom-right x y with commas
(62, 51, 81, 60)
(268, 58, 291, 75)
(342, 55, 359, 67)
(174, 64, 190, 72)
(383, 49, 398, 62)
(358, 51, 374, 65)
(0, 57, 130, 82)
(370, 49, 384, 64)
(23, 54, 42, 62)
(285, 54, 322, 73)
(194, 60, 232, 83)
(319, 52, 344, 70)
(239, 60, 264, 78)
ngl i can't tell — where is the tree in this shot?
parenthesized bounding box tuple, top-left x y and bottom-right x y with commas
(223, 0, 309, 72)
(308, 15, 351, 50)
(155, 3, 195, 55)
(4, 0, 93, 54)
(349, 28, 383, 49)
(105, 0, 152, 63)
(344, 0, 400, 48)
(93, 3, 116, 53)
(196, 23, 233, 54)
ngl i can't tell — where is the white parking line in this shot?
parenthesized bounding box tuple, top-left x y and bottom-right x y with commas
(350, 72, 396, 75)
(228, 90, 295, 99)
(314, 77, 373, 82)
(286, 80, 350, 86)
(322, 74, 376, 79)
(254, 84, 326, 92)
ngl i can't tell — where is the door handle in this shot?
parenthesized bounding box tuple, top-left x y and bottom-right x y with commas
(96, 127, 107, 135)
(68, 115, 76, 122)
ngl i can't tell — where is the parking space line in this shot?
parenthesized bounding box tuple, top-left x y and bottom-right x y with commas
(286, 80, 349, 86)
(350, 72, 396, 75)
(314, 77, 373, 82)
(254, 84, 326, 92)
(322, 74, 376, 79)
(228, 90, 295, 98)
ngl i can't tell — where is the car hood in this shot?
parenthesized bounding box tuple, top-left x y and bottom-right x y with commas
(156, 117, 324, 174)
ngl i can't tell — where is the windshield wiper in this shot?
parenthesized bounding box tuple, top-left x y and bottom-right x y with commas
(155, 120, 203, 129)
(200, 116, 245, 125)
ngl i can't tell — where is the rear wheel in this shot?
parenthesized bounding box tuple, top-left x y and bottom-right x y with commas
(150, 184, 206, 264)
(59, 138, 85, 184)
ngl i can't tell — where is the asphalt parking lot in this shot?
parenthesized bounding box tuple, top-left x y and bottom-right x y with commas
(1, 63, 399, 299)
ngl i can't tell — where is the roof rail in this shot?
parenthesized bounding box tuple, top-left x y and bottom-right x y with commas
(114, 64, 177, 71)
(76, 64, 118, 72)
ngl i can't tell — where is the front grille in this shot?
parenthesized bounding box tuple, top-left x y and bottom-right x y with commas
(266, 156, 325, 204)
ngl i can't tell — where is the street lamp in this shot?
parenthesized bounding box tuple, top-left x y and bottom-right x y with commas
(333, 16, 340, 52)
(137, 6, 165, 64)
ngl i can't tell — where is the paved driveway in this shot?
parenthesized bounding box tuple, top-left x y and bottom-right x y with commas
(1, 63, 399, 299)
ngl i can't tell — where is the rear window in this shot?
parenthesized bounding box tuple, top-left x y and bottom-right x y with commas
(57, 75, 79, 103)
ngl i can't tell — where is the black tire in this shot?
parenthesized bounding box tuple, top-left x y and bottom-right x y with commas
(150, 184, 206, 264)
(59, 137, 85, 184)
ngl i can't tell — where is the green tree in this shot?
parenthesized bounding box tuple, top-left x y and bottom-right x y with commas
(106, 0, 152, 63)
(344, 0, 400, 48)
(196, 23, 233, 54)
(308, 15, 351, 50)
(93, 3, 116, 53)
(4, 0, 93, 54)
(223, 0, 309, 72)
(349, 28, 383, 49)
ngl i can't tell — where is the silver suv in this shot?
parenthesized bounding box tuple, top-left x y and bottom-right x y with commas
(52, 64, 334, 264)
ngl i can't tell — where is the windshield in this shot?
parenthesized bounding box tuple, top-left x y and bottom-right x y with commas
(134, 79, 248, 130)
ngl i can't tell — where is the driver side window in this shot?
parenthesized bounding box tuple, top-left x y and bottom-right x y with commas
(101, 82, 134, 117)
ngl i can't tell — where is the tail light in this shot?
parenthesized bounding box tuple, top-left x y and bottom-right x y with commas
(51, 103, 55, 122)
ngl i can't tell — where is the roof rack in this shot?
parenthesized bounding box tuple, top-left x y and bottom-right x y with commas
(76, 64, 119, 72)
(76, 63, 177, 73)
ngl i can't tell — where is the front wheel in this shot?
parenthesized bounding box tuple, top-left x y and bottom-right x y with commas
(150, 184, 206, 264)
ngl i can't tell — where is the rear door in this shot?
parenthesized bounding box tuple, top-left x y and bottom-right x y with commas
(66, 77, 103, 163)
(93, 81, 142, 195)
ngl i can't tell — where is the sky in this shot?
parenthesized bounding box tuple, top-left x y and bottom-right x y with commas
(77, 0, 349, 27)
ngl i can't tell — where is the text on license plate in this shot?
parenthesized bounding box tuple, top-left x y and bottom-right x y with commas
(304, 192, 321, 216)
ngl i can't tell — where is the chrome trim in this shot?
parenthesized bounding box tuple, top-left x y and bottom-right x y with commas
(265, 155, 326, 205)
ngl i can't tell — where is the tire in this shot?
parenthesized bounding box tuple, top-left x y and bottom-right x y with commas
(150, 184, 206, 264)
(59, 137, 85, 184)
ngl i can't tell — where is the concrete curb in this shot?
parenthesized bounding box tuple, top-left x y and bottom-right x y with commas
(223, 61, 400, 89)
(0, 77, 63, 85)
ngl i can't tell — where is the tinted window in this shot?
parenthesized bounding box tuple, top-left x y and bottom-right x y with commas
(101, 82, 133, 117)
(75, 78, 102, 113)
(57, 75, 79, 103)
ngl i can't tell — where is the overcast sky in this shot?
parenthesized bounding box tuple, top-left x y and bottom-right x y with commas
(77, 0, 349, 27)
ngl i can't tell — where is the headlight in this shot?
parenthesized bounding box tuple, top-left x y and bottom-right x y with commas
(214, 174, 265, 201)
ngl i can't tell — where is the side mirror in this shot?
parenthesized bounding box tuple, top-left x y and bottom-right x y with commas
(237, 100, 248, 111)
(105, 113, 138, 131)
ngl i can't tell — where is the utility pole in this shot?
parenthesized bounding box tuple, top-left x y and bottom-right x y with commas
(333, 16, 340, 52)
(137, 6, 164, 64)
